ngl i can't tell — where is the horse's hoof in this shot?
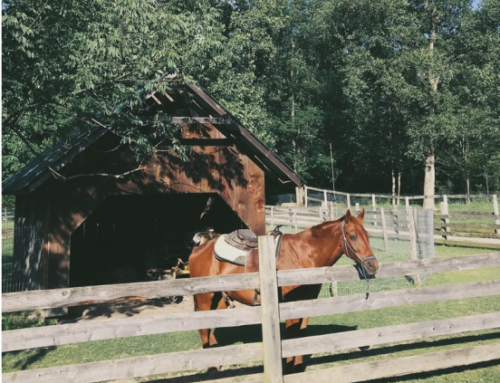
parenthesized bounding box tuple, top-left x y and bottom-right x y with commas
(206, 366, 222, 375)
(359, 345, 371, 351)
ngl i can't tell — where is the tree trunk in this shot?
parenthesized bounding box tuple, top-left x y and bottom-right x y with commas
(423, 154, 435, 210)
(391, 168, 396, 208)
(466, 178, 471, 204)
(397, 171, 402, 207)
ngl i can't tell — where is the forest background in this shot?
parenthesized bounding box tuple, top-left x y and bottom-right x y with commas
(2, 0, 500, 209)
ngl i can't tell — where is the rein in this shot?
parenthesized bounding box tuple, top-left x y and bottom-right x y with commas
(341, 220, 377, 284)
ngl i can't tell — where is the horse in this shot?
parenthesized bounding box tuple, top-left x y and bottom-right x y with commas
(188, 208, 378, 374)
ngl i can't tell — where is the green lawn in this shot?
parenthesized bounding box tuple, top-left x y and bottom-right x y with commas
(2, 244, 500, 383)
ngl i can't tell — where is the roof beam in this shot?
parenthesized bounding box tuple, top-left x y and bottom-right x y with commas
(171, 117, 232, 125)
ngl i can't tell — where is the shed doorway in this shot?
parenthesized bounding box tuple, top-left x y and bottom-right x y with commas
(69, 193, 247, 287)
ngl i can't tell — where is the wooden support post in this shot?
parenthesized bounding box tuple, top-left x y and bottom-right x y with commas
(440, 195, 450, 240)
(380, 208, 389, 252)
(330, 281, 338, 297)
(355, 202, 360, 214)
(406, 207, 418, 261)
(493, 194, 499, 236)
(405, 197, 410, 210)
(294, 210, 298, 233)
(372, 195, 377, 227)
(304, 186, 308, 208)
(347, 194, 351, 211)
(270, 206, 274, 228)
(258, 236, 283, 383)
(393, 209, 400, 241)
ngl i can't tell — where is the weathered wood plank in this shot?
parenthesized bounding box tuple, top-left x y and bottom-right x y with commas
(1, 343, 263, 383)
(1, 273, 260, 313)
(258, 236, 284, 383)
(281, 312, 500, 358)
(3, 253, 500, 313)
(279, 280, 500, 320)
(171, 116, 232, 124)
(2, 306, 261, 352)
(284, 342, 500, 383)
(277, 252, 500, 286)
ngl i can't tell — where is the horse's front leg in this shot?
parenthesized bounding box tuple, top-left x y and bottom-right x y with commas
(194, 292, 226, 349)
(284, 317, 310, 374)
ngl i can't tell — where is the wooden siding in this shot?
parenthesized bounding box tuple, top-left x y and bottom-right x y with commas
(24, 127, 265, 289)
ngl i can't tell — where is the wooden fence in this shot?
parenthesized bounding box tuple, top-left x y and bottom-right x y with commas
(267, 203, 500, 244)
(438, 195, 500, 239)
(303, 186, 499, 213)
(267, 206, 430, 260)
(2, 240, 500, 383)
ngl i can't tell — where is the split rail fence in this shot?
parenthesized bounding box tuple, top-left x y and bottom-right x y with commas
(2, 239, 500, 383)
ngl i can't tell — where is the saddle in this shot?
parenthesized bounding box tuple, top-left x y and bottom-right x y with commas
(214, 228, 282, 269)
(224, 229, 258, 251)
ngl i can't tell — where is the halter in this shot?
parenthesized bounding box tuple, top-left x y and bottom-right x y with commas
(341, 220, 377, 283)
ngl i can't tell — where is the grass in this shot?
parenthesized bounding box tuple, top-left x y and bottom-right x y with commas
(2, 244, 500, 383)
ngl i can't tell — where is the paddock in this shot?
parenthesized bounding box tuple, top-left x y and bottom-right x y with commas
(2, 239, 500, 383)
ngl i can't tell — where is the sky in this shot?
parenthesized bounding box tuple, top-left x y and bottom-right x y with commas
(471, 0, 482, 10)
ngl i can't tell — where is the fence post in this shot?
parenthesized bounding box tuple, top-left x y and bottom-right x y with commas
(493, 195, 499, 236)
(405, 197, 410, 210)
(406, 208, 421, 286)
(440, 195, 450, 240)
(347, 194, 351, 211)
(270, 206, 274, 228)
(407, 207, 418, 261)
(355, 202, 360, 214)
(304, 186, 308, 208)
(294, 210, 298, 233)
(258, 236, 283, 383)
(380, 208, 389, 252)
(371, 194, 376, 211)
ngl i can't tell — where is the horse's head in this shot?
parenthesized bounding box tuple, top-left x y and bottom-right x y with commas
(341, 209, 379, 278)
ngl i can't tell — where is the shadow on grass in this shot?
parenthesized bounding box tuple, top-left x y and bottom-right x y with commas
(364, 359, 500, 383)
(60, 296, 185, 323)
(3, 347, 56, 373)
(213, 322, 357, 347)
(308, 329, 500, 368)
(146, 329, 500, 383)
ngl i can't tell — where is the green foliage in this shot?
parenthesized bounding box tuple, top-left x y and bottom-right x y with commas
(2, 0, 224, 179)
(2, 0, 499, 195)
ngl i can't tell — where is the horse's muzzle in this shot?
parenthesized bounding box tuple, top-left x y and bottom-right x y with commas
(363, 258, 379, 276)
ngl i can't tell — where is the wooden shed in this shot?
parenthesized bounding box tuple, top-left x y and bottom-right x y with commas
(2, 79, 303, 293)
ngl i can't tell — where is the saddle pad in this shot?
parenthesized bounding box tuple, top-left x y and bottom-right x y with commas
(245, 235, 282, 273)
(215, 233, 282, 269)
(214, 235, 249, 266)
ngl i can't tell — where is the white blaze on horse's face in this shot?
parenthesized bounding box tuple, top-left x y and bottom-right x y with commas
(343, 209, 379, 277)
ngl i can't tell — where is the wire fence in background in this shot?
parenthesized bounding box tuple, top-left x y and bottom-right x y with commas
(266, 205, 435, 298)
(2, 207, 19, 293)
(304, 185, 499, 213)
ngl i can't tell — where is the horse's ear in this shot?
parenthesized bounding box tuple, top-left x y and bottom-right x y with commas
(345, 209, 352, 223)
(358, 208, 365, 221)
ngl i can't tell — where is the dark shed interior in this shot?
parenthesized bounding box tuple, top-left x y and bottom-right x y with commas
(69, 193, 247, 287)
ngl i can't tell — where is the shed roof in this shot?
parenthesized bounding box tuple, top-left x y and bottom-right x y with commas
(3, 79, 304, 195)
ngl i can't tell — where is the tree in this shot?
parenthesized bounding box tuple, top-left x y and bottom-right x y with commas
(2, 0, 224, 180)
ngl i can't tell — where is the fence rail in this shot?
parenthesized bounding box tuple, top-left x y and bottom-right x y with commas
(2, 246, 500, 383)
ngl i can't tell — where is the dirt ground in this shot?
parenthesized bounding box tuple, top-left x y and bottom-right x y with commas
(58, 295, 198, 324)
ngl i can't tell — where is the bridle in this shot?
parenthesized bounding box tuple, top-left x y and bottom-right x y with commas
(341, 220, 377, 282)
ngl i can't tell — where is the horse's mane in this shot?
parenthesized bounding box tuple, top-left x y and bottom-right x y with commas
(310, 216, 345, 238)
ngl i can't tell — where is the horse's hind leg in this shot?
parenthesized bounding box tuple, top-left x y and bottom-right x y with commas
(194, 292, 226, 348)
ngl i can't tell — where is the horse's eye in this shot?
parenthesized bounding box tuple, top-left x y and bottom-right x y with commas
(350, 235, 356, 241)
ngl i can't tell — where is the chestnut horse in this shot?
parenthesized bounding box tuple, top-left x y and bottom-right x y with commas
(188, 209, 378, 374)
